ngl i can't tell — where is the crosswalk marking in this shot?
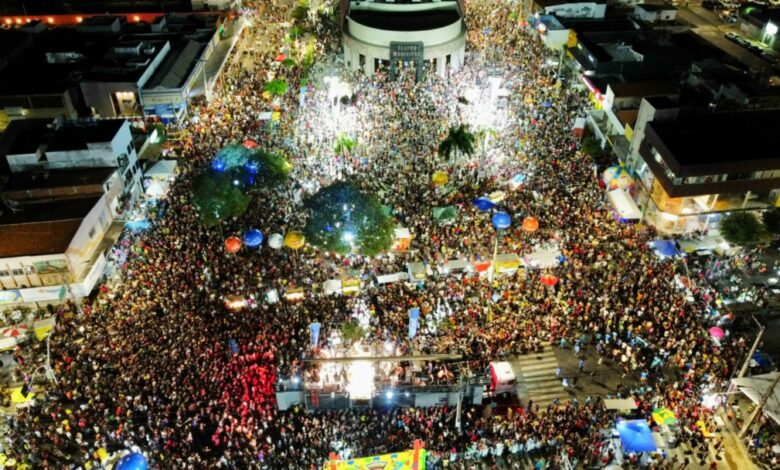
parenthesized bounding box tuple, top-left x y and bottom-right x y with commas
(510, 348, 568, 407)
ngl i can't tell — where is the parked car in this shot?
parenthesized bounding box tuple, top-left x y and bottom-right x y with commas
(719, 10, 738, 23)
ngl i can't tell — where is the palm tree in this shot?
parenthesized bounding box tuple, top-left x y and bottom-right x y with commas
(438, 124, 476, 164)
(264, 78, 288, 98)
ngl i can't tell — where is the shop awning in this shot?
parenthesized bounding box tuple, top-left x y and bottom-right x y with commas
(607, 189, 641, 221)
(144, 159, 178, 180)
(732, 372, 780, 425)
(604, 398, 637, 410)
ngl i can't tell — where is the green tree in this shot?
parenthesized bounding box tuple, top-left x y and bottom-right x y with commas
(303, 182, 394, 256)
(581, 136, 603, 159)
(438, 124, 476, 164)
(213, 144, 252, 170)
(719, 212, 766, 246)
(334, 132, 356, 157)
(340, 319, 365, 343)
(245, 150, 292, 186)
(264, 78, 288, 97)
(192, 173, 251, 227)
(290, 0, 309, 22)
(762, 209, 780, 235)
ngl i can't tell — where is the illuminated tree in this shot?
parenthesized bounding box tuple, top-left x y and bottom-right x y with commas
(192, 173, 250, 227)
(303, 182, 394, 256)
(264, 78, 288, 97)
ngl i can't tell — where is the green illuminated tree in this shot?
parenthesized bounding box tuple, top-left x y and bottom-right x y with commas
(192, 173, 250, 227)
(334, 132, 356, 157)
(719, 212, 766, 246)
(245, 149, 292, 186)
(303, 182, 394, 256)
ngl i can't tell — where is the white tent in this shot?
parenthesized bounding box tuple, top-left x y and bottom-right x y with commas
(608, 189, 641, 221)
(144, 159, 178, 179)
(524, 245, 562, 269)
(604, 398, 638, 410)
(323, 279, 342, 295)
(732, 372, 780, 425)
(376, 272, 408, 284)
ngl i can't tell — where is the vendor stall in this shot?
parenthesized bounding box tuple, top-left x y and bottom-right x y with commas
(143, 159, 178, 198)
(608, 189, 641, 222)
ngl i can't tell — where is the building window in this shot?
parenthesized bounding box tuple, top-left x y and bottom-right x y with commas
(11, 269, 23, 276)
(24, 266, 36, 275)
(0, 270, 9, 277)
(88, 227, 96, 239)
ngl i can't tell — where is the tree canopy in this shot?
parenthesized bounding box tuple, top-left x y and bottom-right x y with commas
(192, 172, 251, 227)
(264, 78, 288, 97)
(719, 212, 766, 246)
(303, 182, 394, 256)
(438, 124, 476, 163)
(762, 209, 780, 235)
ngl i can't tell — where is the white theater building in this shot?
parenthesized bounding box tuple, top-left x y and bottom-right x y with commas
(341, 0, 467, 78)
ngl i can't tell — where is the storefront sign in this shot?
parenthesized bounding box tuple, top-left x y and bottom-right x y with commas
(20, 286, 67, 303)
(0, 290, 22, 305)
(389, 42, 424, 81)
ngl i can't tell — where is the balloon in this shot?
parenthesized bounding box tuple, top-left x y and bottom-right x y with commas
(96, 448, 108, 463)
(284, 231, 305, 250)
(473, 197, 497, 211)
(432, 171, 448, 186)
(492, 211, 512, 230)
(244, 229, 264, 248)
(225, 236, 242, 253)
(243, 139, 258, 149)
(522, 216, 539, 232)
(116, 452, 147, 470)
(268, 233, 284, 249)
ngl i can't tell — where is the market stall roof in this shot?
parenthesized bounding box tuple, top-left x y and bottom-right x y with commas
(607, 188, 641, 220)
(616, 419, 657, 453)
(604, 398, 637, 410)
(732, 372, 780, 425)
(649, 239, 680, 258)
(144, 159, 178, 179)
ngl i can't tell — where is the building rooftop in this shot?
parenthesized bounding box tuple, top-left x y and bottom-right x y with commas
(2, 167, 115, 193)
(0, 196, 99, 257)
(609, 80, 679, 97)
(47, 120, 127, 152)
(144, 39, 206, 89)
(648, 108, 780, 169)
(348, 9, 460, 31)
(84, 40, 168, 82)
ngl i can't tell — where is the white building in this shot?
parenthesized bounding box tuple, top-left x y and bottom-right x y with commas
(2, 118, 142, 205)
(0, 118, 142, 312)
(341, 0, 467, 78)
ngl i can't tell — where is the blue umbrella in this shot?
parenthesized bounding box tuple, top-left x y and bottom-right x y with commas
(542, 101, 552, 108)
(616, 420, 656, 453)
(473, 197, 497, 211)
(116, 452, 148, 470)
(492, 211, 512, 230)
(511, 174, 526, 186)
(244, 229, 264, 248)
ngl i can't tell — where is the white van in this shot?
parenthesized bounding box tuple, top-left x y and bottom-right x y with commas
(489, 361, 517, 395)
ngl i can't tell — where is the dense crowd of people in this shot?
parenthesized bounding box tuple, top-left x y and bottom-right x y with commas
(1, 0, 769, 469)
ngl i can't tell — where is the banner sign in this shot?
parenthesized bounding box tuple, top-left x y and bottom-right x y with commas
(408, 308, 420, 339)
(310, 322, 321, 347)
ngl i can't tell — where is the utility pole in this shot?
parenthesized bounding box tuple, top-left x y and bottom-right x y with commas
(738, 371, 780, 438)
(738, 316, 765, 379)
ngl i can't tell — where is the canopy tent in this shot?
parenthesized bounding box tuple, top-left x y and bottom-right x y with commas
(652, 407, 678, 426)
(649, 240, 681, 258)
(616, 420, 657, 453)
(393, 227, 411, 252)
(495, 253, 522, 273)
(408, 262, 431, 281)
(376, 272, 408, 284)
(433, 206, 458, 225)
(0, 336, 16, 352)
(323, 279, 342, 295)
(33, 316, 56, 341)
(144, 160, 178, 198)
(439, 259, 473, 275)
(523, 245, 562, 269)
(607, 189, 641, 221)
(732, 372, 780, 425)
(144, 159, 178, 179)
(604, 398, 637, 411)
